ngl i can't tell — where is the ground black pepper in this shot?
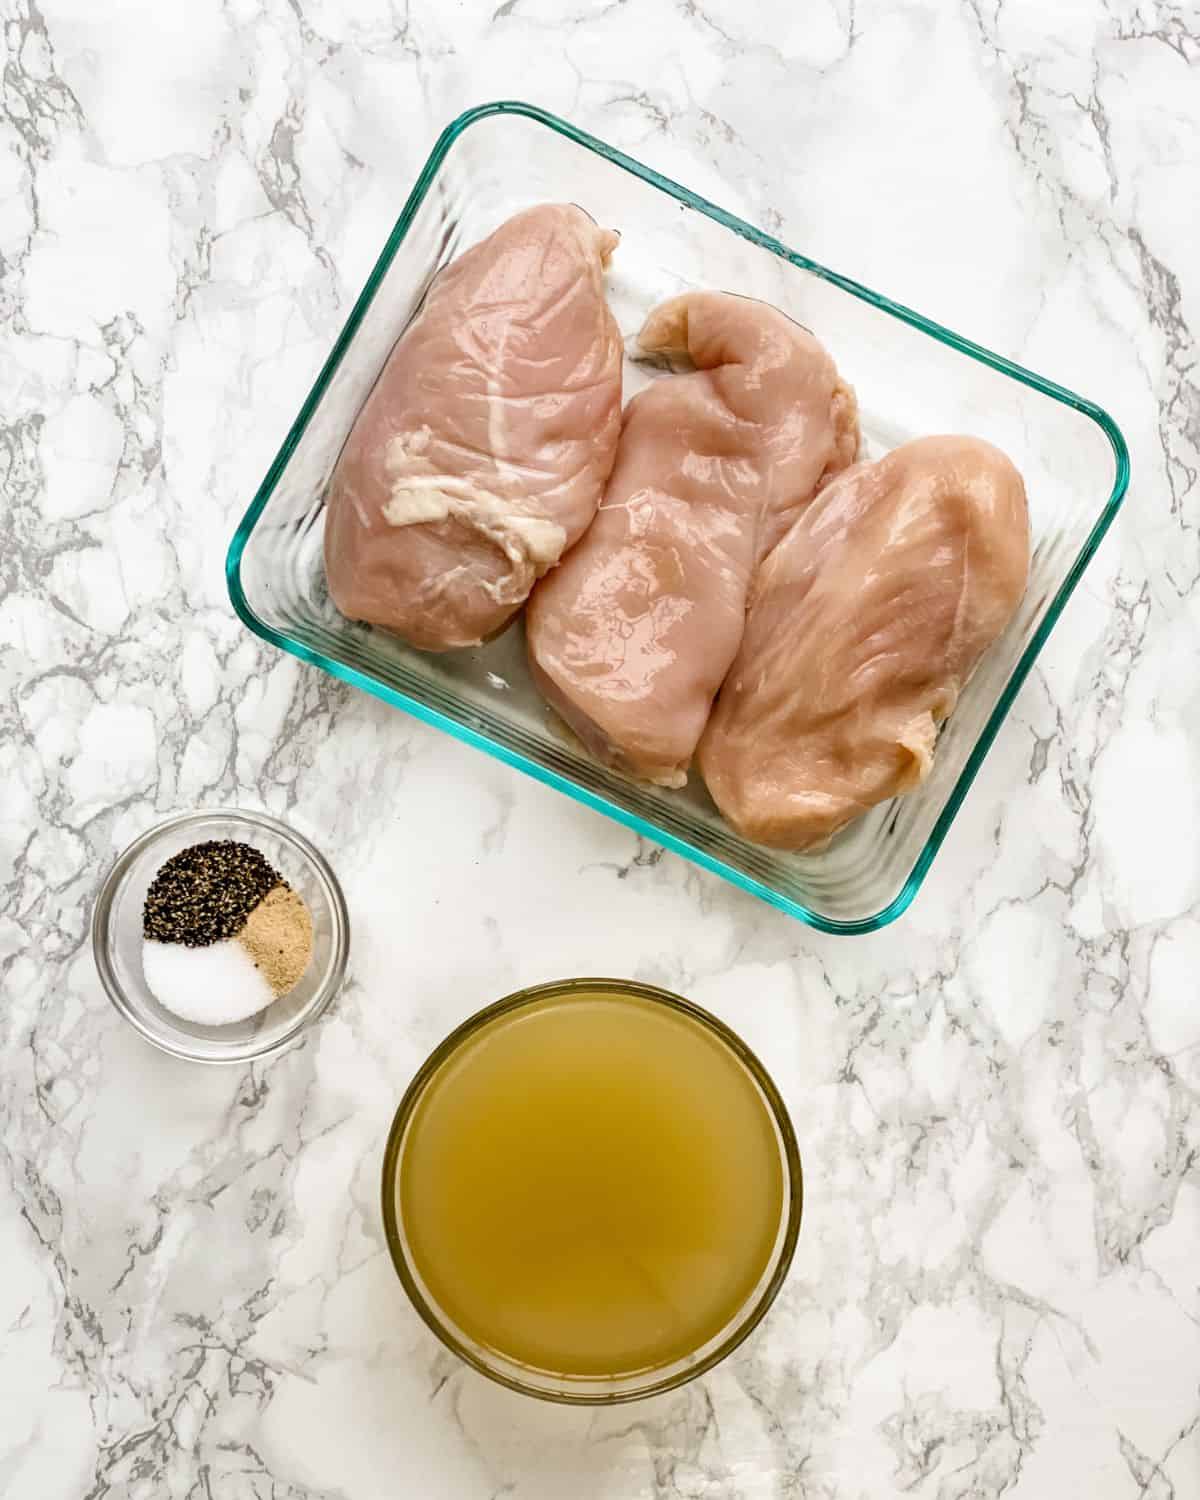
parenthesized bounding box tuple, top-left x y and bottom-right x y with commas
(143, 840, 285, 946)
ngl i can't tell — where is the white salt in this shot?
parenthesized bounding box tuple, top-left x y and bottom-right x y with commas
(142, 938, 276, 1026)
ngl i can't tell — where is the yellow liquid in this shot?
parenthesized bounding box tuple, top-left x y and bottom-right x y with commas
(395, 989, 787, 1379)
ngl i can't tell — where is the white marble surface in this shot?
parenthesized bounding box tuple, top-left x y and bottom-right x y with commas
(2, 0, 1198, 1494)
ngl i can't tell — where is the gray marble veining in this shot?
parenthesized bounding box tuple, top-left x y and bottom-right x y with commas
(2, 0, 1198, 1495)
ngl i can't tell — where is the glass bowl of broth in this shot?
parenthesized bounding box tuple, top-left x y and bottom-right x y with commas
(381, 978, 802, 1403)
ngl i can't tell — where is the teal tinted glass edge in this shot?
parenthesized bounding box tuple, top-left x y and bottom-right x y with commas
(226, 99, 1131, 936)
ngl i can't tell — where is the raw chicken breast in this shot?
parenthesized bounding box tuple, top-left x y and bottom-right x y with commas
(526, 291, 858, 787)
(324, 204, 623, 650)
(698, 435, 1031, 849)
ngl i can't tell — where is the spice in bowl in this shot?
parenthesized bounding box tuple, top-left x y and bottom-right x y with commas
(141, 840, 313, 1026)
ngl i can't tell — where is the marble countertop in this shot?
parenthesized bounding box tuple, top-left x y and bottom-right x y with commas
(3, 0, 1198, 1495)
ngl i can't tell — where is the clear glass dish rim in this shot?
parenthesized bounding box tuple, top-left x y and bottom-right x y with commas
(91, 807, 350, 1063)
(379, 976, 804, 1404)
(225, 99, 1131, 936)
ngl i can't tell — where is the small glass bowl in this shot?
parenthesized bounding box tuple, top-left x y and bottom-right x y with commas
(381, 978, 802, 1404)
(92, 808, 349, 1063)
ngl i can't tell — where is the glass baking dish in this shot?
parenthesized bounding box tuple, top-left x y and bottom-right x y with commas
(226, 101, 1129, 934)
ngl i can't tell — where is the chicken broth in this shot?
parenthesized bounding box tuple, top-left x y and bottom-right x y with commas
(390, 986, 792, 1382)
